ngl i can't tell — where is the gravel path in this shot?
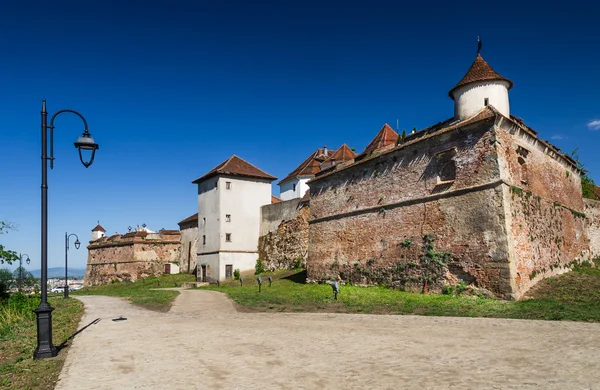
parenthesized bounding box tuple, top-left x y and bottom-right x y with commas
(55, 290, 600, 389)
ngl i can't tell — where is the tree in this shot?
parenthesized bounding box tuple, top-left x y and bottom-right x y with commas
(0, 221, 19, 264)
(0, 268, 13, 299)
(571, 148, 599, 200)
(13, 266, 35, 290)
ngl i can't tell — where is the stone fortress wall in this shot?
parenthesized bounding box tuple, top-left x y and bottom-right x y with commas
(84, 230, 181, 286)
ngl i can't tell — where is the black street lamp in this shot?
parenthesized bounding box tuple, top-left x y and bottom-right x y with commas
(18, 253, 31, 293)
(64, 233, 80, 298)
(35, 100, 99, 360)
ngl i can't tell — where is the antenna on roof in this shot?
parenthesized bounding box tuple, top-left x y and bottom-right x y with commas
(477, 36, 482, 55)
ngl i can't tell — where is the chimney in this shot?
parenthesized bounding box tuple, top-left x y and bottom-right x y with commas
(323, 145, 328, 156)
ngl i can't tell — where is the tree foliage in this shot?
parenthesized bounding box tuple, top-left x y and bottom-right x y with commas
(0, 268, 13, 298)
(571, 148, 599, 200)
(0, 221, 19, 264)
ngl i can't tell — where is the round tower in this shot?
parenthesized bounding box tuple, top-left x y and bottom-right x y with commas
(449, 47, 513, 121)
(91, 223, 106, 241)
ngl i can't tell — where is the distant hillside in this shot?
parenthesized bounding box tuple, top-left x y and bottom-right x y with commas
(31, 267, 86, 278)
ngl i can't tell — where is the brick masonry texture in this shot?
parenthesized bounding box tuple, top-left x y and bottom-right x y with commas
(84, 231, 181, 286)
(259, 200, 309, 270)
(584, 199, 600, 257)
(307, 112, 590, 299)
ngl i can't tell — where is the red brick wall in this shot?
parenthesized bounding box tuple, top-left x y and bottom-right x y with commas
(496, 121, 589, 297)
(308, 119, 515, 297)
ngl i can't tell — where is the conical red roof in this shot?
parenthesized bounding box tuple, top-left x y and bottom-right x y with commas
(92, 224, 106, 232)
(322, 144, 357, 164)
(362, 124, 398, 155)
(449, 54, 513, 99)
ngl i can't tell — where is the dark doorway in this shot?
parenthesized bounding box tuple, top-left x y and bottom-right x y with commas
(201, 265, 207, 282)
(225, 265, 233, 279)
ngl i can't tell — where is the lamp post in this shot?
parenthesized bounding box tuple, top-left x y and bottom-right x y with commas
(18, 254, 31, 293)
(64, 233, 80, 298)
(35, 100, 99, 360)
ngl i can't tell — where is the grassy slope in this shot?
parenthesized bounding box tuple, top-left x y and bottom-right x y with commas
(201, 261, 600, 322)
(0, 297, 84, 389)
(72, 274, 196, 312)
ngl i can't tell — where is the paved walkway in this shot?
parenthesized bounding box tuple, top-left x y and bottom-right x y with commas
(56, 290, 600, 389)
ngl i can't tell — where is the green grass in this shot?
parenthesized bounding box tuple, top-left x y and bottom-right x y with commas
(200, 261, 600, 322)
(0, 294, 84, 390)
(72, 274, 196, 312)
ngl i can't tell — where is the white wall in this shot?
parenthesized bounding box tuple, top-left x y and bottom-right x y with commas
(452, 81, 510, 120)
(218, 252, 257, 281)
(92, 231, 104, 241)
(198, 253, 220, 281)
(279, 177, 311, 200)
(180, 226, 198, 273)
(198, 177, 220, 253)
(196, 174, 272, 281)
(219, 176, 272, 252)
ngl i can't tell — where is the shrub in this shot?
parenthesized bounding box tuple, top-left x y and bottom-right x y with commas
(233, 269, 240, 280)
(254, 258, 265, 275)
(292, 257, 303, 269)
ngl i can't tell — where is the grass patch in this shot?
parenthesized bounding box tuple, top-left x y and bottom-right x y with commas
(201, 261, 600, 321)
(0, 294, 84, 389)
(72, 274, 196, 312)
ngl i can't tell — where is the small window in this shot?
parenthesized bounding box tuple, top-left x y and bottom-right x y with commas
(225, 265, 233, 279)
(202, 235, 206, 245)
(225, 214, 231, 222)
(435, 149, 457, 184)
(293, 183, 297, 191)
(226, 181, 231, 190)
(225, 233, 231, 242)
(484, 98, 489, 106)
(203, 217, 206, 226)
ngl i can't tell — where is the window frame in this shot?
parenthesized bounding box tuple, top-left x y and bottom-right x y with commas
(225, 233, 232, 242)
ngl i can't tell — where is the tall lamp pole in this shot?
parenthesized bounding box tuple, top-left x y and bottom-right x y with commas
(35, 100, 99, 360)
(18, 254, 31, 293)
(64, 233, 80, 298)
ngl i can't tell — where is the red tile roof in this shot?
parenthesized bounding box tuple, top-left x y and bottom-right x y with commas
(178, 213, 198, 227)
(192, 155, 276, 183)
(271, 195, 282, 204)
(92, 224, 106, 232)
(322, 144, 357, 165)
(279, 147, 334, 184)
(362, 124, 398, 155)
(449, 54, 513, 99)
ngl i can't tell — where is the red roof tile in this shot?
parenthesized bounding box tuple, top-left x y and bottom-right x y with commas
(322, 144, 357, 165)
(279, 147, 334, 184)
(92, 224, 106, 232)
(449, 54, 513, 99)
(192, 155, 276, 183)
(362, 124, 398, 155)
(271, 195, 282, 204)
(178, 213, 198, 227)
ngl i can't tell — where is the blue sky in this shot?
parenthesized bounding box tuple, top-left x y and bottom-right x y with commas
(1, 0, 599, 271)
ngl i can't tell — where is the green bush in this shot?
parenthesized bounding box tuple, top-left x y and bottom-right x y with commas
(255, 258, 265, 275)
(292, 258, 303, 269)
(233, 269, 240, 280)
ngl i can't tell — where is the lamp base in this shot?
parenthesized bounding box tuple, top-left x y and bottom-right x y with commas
(33, 303, 58, 359)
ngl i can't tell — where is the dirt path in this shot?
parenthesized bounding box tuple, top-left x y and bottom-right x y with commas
(56, 290, 600, 389)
